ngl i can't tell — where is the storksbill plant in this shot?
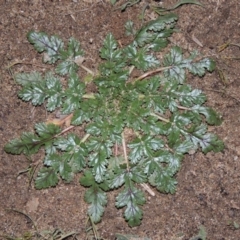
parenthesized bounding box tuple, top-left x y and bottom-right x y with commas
(5, 13, 224, 227)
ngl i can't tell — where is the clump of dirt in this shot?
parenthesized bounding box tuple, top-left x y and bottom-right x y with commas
(1, 1, 240, 239)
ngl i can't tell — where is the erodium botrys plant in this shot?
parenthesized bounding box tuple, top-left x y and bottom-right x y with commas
(5, 13, 224, 227)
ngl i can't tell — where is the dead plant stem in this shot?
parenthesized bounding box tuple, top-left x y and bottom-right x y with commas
(133, 66, 172, 82)
(121, 132, 130, 171)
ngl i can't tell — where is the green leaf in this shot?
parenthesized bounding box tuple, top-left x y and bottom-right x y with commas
(56, 60, 78, 76)
(149, 169, 177, 194)
(116, 182, 145, 227)
(71, 108, 91, 125)
(17, 71, 63, 110)
(124, 44, 159, 71)
(110, 0, 117, 5)
(35, 167, 59, 189)
(61, 73, 85, 113)
(108, 167, 126, 189)
(56, 37, 83, 75)
(187, 58, 216, 76)
(100, 33, 122, 61)
(177, 85, 206, 107)
(45, 72, 63, 111)
(163, 46, 186, 83)
(118, 0, 141, 11)
(130, 166, 147, 183)
(143, 150, 182, 176)
(44, 153, 73, 182)
(164, 47, 215, 83)
(148, 31, 172, 51)
(125, 20, 136, 36)
(54, 134, 87, 172)
(128, 135, 164, 163)
(89, 150, 108, 183)
(4, 132, 41, 155)
(125, 202, 143, 227)
(80, 170, 95, 187)
(84, 185, 107, 223)
(18, 81, 47, 105)
(58, 157, 73, 181)
(192, 105, 222, 125)
(116, 182, 144, 208)
(15, 72, 43, 86)
(35, 122, 61, 139)
(199, 133, 224, 153)
(135, 13, 177, 47)
(87, 137, 113, 183)
(173, 139, 196, 154)
(68, 148, 87, 173)
(27, 31, 64, 63)
(167, 0, 203, 10)
(4, 123, 60, 156)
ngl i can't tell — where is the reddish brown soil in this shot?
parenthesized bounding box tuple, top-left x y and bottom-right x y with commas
(1, 1, 240, 239)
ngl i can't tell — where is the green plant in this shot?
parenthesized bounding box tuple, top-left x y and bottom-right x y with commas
(5, 13, 224, 227)
(111, 0, 203, 12)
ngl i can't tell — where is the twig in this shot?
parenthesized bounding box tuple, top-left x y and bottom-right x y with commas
(229, 43, 240, 48)
(58, 231, 78, 240)
(56, 126, 75, 136)
(81, 133, 90, 143)
(177, 105, 191, 111)
(133, 66, 172, 82)
(121, 132, 130, 171)
(79, 64, 95, 75)
(5, 209, 38, 234)
(150, 112, 170, 123)
(140, 183, 155, 197)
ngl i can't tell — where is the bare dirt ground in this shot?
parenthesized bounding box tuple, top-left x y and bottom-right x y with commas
(0, 0, 240, 239)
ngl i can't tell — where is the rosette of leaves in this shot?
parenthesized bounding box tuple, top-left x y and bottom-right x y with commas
(5, 13, 224, 227)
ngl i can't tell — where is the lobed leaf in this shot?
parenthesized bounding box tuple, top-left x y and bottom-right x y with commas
(35, 123, 61, 139)
(18, 81, 47, 105)
(15, 72, 43, 86)
(125, 20, 136, 36)
(149, 169, 177, 194)
(27, 31, 64, 63)
(84, 183, 108, 223)
(35, 167, 59, 189)
(4, 132, 41, 155)
(61, 73, 86, 113)
(198, 133, 224, 154)
(116, 181, 145, 227)
(192, 105, 222, 125)
(135, 13, 178, 47)
(56, 38, 83, 75)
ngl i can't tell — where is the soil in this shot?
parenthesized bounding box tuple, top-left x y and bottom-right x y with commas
(0, 0, 240, 239)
